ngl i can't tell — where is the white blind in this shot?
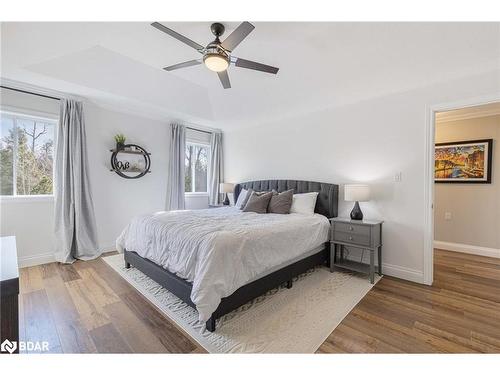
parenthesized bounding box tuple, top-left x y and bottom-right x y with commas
(186, 127, 211, 144)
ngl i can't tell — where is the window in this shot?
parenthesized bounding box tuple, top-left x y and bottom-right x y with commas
(185, 142, 210, 193)
(0, 111, 56, 196)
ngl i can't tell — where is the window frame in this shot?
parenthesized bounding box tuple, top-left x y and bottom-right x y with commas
(184, 141, 211, 196)
(0, 108, 58, 200)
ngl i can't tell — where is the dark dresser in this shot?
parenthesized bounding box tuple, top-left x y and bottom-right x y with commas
(1, 236, 19, 354)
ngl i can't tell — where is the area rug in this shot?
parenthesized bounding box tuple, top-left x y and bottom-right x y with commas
(104, 253, 381, 353)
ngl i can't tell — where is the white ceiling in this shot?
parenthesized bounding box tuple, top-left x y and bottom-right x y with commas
(1, 22, 499, 130)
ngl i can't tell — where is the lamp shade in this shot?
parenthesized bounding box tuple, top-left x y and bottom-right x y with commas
(344, 184, 370, 202)
(219, 183, 235, 193)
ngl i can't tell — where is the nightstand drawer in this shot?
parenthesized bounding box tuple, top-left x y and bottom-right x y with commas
(332, 231, 371, 247)
(334, 222, 370, 236)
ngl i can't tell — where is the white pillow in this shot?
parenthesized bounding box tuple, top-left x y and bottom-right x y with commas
(235, 189, 249, 208)
(228, 192, 235, 206)
(290, 192, 319, 215)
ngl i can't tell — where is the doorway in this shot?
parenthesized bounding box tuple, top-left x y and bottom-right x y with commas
(425, 100, 500, 285)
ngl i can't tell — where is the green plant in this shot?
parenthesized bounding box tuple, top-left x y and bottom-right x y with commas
(114, 134, 126, 144)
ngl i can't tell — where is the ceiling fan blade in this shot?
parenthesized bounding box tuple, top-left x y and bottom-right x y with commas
(234, 58, 279, 74)
(163, 59, 202, 71)
(217, 70, 231, 89)
(220, 22, 255, 52)
(151, 22, 204, 52)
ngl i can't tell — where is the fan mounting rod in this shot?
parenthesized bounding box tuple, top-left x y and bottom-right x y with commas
(210, 23, 225, 38)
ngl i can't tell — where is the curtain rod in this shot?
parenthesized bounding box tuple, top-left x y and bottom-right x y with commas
(186, 126, 213, 135)
(1, 86, 217, 133)
(0, 85, 61, 101)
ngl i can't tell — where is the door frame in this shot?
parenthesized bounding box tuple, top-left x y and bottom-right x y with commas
(423, 93, 500, 285)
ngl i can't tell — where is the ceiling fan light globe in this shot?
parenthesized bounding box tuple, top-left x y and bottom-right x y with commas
(204, 54, 229, 72)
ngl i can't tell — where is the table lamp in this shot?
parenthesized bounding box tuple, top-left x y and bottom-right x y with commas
(344, 184, 370, 220)
(220, 183, 234, 205)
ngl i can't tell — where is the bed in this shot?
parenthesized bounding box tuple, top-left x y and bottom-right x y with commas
(117, 179, 339, 331)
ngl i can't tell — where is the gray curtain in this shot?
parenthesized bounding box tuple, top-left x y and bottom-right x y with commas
(166, 123, 186, 210)
(54, 99, 100, 264)
(208, 132, 223, 205)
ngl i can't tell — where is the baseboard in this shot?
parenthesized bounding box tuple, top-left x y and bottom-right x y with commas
(381, 262, 425, 284)
(343, 253, 424, 284)
(18, 252, 55, 268)
(18, 244, 117, 268)
(100, 244, 118, 254)
(434, 241, 500, 259)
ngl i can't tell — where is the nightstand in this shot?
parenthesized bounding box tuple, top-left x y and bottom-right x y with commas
(208, 204, 225, 208)
(329, 217, 383, 284)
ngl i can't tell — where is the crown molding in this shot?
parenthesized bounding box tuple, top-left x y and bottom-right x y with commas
(436, 103, 500, 123)
(0, 77, 85, 102)
(0, 77, 222, 133)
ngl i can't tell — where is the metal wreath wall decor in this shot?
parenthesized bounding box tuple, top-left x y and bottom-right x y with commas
(110, 144, 151, 179)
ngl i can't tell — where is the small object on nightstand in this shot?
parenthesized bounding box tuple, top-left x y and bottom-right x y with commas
(344, 184, 370, 220)
(219, 183, 235, 205)
(329, 217, 383, 284)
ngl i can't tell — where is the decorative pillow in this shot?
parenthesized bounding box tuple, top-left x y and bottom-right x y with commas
(268, 189, 294, 214)
(227, 192, 235, 206)
(290, 192, 319, 215)
(239, 188, 255, 209)
(235, 189, 249, 208)
(242, 191, 273, 214)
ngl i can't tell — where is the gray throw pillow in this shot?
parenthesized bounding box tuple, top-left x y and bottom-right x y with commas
(268, 189, 294, 214)
(238, 188, 254, 210)
(242, 191, 273, 214)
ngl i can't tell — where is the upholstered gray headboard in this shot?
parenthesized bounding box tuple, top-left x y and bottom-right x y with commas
(234, 179, 339, 218)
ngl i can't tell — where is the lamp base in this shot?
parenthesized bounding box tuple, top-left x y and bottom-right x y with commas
(350, 201, 363, 220)
(223, 193, 230, 206)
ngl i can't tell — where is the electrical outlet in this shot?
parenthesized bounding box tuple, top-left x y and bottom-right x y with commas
(394, 172, 402, 182)
(445, 212, 452, 220)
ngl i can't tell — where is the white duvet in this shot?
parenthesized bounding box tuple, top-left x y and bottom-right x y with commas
(116, 207, 330, 322)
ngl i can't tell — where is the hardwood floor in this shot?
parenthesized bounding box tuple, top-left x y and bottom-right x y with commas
(18, 250, 500, 353)
(18, 253, 202, 353)
(317, 249, 500, 353)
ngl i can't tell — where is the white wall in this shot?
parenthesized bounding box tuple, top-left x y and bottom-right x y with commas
(0, 88, 172, 266)
(1, 88, 60, 266)
(85, 104, 170, 251)
(434, 114, 500, 252)
(185, 194, 209, 209)
(1, 197, 57, 266)
(224, 70, 500, 284)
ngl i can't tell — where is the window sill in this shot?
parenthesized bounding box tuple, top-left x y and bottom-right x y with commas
(0, 195, 55, 204)
(185, 192, 209, 197)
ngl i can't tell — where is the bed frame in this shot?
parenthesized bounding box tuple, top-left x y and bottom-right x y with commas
(124, 179, 339, 331)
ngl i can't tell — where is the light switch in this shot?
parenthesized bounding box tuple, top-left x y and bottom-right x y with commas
(394, 172, 402, 182)
(445, 212, 452, 220)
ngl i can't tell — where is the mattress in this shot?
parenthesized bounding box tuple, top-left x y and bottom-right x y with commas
(246, 244, 325, 284)
(116, 206, 330, 322)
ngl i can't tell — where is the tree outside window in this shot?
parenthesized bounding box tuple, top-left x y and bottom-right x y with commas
(185, 142, 209, 193)
(0, 112, 56, 196)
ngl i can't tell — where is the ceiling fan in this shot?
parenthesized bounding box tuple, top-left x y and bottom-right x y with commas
(151, 21, 279, 89)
